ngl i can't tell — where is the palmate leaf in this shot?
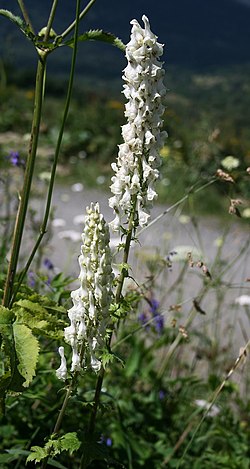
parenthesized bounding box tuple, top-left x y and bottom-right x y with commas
(65, 29, 126, 51)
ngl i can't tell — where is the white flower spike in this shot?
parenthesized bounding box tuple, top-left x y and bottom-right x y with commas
(56, 203, 114, 379)
(109, 15, 167, 231)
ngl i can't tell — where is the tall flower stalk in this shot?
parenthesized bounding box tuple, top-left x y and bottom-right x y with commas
(109, 15, 167, 231)
(81, 16, 167, 453)
(56, 202, 114, 380)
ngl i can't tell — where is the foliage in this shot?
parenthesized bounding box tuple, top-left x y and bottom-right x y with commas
(0, 2, 249, 469)
(1, 69, 250, 213)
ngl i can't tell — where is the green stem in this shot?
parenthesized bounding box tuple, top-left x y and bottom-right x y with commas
(10, 0, 82, 307)
(43, 0, 59, 41)
(176, 340, 250, 469)
(40, 380, 76, 469)
(138, 178, 216, 237)
(157, 307, 197, 378)
(2, 52, 47, 308)
(17, 0, 35, 33)
(60, 0, 97, 39)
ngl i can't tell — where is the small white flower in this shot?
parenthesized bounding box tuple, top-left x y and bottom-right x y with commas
(195, 399, 220, 417)
(235, 295, 250, 306)
(242, 208, 250, 219)
(57, 230, 81, 242)
(71, 182, 84, 192)
(221, 156, 240, 171)
(52, 218, 66, 228)
(56, 346, 68, 381)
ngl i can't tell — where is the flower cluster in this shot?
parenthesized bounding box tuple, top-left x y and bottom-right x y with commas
(56, 203, 114, 380)
(109, 15, 167, 231)
(139, 296, 164, 335)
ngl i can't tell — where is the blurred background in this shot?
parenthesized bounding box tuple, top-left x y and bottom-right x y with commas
(0, 0, 250, 211)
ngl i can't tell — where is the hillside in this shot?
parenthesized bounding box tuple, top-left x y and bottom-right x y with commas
(0, 0, 250, 83)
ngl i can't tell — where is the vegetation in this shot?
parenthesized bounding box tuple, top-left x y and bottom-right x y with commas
(1, 64, 250, 213)
(0, 2, 249, 468)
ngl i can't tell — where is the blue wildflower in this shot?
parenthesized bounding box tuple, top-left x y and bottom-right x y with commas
(43, 258, 54, 270)
(150, 298, 160, 315)
(7, 151, 25, 168)
(106, 438, 112, 447)
(139, 296, 164, 334)
(138, 312, 147, 325)
(28, 271, 36, 287)
(154, 313, 164, 335)
(100, 435, 112, 447)
(159, 390, 166, 400)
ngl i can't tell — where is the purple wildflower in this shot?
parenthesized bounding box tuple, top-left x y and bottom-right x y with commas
(7, 151, 25, 168)
(43, 258, 54, 270)
(159, 390, 166, 400)
(154, 313, 164, 335)
(28, 271, 36, 287)
(106, 438, 112, 447)
(138, 312, 148, 325)
(100, 435, 112, 447)
(139, 296, 164, 334)
(150, 298, 160, 315)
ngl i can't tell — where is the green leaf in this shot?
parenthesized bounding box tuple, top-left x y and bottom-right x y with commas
(102, 351, 124, 368)
(65, 29, 126, 51)
(26, 446, 48, 463)
(125, 348, 141, 378)
(7, 449, 67, 468)
(0, 9, 35, 42)
(13, 299, 66, 339)
(0, 452, 17, 463)
(13, 322, 39, 387)
(59, 432, 81, 455)
(0, 306, 15, 324)
(0, 9, 24, 29)
(0, 308, 25, 397)
(15, 299, 48, 315)
(27, 433, 81, 464)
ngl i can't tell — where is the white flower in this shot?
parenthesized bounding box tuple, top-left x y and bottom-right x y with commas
(235, 295, 250, 306)
(56, 346, 68, 381)
(56, 203, 114, 379)
(109, 15, 166, 231)
(52, 218, 66, 228)
(221, 156, 240, 171)
(195, 399, 220, 417)
(71, 182, 84, 192)
(57, 230, 81, 242)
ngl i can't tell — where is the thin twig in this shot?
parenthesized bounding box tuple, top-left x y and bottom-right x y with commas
(43, 0, 59, 42)
(17, 0, 35, 34)
(138, 179, 216, 237)
(60, 0, 97, 39)
(173, 340, 249, 469)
